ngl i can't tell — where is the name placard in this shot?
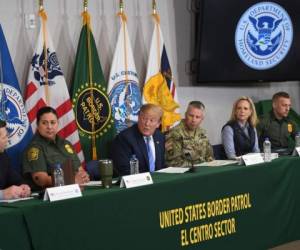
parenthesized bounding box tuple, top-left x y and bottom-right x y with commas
(295, 147, 300, 156)
(242, 153, 264, 166)
(120, 172, 153, 188)
(43, 184, 82, 202)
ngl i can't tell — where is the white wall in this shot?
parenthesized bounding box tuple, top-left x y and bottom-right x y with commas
(1, 0, 299, 145)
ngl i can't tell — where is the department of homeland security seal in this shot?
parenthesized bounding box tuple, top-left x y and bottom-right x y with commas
(72, 83, 113, 138)
(235, 2, 293, 70)
(109, 80, 141, 133)
(0, 83, 29, 148)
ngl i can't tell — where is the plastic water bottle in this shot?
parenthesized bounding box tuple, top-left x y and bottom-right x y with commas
(263, 138, 272, 162)
(295, 132, 300, 147)
(130, 154, 139, 175)
(53, 163, 65, 186)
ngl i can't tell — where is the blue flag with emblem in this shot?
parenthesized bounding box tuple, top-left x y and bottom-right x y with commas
(0, 24, 33, 172)
(107, 9, 142, 134)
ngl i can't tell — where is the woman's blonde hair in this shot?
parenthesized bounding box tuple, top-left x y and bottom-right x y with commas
(229, 96, 258, 127)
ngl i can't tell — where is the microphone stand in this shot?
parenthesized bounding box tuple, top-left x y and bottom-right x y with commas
(185, 152, 195, 173)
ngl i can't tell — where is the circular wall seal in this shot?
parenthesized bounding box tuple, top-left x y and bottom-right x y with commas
(0, 83, 29, 148)
(235, 2, 293, 70)
(73, 84, 112, 137)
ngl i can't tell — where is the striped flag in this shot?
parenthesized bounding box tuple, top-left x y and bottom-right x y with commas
(108, 6, 142, 133)
(24, 10, 84, 163)
(0, 24, 33, 172)
(143, 8, 180, 132)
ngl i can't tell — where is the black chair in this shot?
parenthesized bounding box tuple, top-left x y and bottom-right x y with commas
(212, 144, 227, 160)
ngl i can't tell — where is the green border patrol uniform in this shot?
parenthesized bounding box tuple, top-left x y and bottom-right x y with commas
(23, 133, 81, 190)
(257, 111, 298, 155)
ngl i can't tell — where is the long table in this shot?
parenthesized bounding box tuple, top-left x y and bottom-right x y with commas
(1, 157, 300, 250)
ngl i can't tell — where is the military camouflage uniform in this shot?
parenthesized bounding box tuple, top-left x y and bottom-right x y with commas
(165, 121, 214, 167)
(23, 133, 80, 190)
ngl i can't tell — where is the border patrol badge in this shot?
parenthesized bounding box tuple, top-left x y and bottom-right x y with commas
(65, 144, 74, 154)
(287, 123, 293, 133)
(235, 2, 293, 70)
(28, 147, 39, 161)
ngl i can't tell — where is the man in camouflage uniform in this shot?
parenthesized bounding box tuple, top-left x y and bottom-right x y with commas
(165, 101, 214, 167)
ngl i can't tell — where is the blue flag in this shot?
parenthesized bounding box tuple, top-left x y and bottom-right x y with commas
(0, 24, 33, 172)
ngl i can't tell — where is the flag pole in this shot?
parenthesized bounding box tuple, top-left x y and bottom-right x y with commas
(119, 0, 128, 81)
(118, 0, 131, 126)
(38, 0, 50, 105)
(152, 0, 157, 14)
(39, 0, 44, 10)
(82, 0, 97, 160)
(152, 0, 161, 72)
(83, 0, 88, 12)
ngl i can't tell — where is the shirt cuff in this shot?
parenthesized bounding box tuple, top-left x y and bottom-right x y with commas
(0, 190, 4, 200)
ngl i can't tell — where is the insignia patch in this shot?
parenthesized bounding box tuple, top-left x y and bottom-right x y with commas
(28, 147, 39, 161)
(65, 144, 74, 154)
(287, 123, 293, 133)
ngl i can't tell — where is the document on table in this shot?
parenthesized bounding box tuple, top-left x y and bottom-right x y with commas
(81, 180, 119, 187)
(0, 197, 34, 203)
(156, 167, 190, 173)
(195, 160, 238, 167)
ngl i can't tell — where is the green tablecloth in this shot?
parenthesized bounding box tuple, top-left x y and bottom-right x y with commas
(0, 206, 32, 250)
(1, 157, 300, 250)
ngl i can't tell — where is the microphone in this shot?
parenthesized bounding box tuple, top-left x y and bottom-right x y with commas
(184, 152, 195, 173)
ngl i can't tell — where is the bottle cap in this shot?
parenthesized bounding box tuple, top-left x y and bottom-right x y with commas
(53, 163, 61, 168)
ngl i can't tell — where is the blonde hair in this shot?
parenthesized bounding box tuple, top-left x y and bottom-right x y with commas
(139, 103, 163, 119)
(229, 96, 258, 127)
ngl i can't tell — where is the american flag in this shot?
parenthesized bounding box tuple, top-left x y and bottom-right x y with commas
(24, 10, 84, 163)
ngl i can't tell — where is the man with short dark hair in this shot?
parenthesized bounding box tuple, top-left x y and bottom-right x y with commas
(165, 101, 214, 167)
(0, 120, 31, 200)
(257, 92, 299, 155)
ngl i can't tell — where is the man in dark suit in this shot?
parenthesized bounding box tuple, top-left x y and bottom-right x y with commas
(112, 104, 165, 176)
(0, 120, 31, 200)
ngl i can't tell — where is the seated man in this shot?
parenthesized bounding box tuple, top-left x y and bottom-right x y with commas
(0, 120, 31, 200)
(111, 104, 165, 176)
(257, 92, 299, 155)
(165, 101, 214, 167)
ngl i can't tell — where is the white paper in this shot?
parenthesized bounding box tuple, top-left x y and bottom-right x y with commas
(156, 167, 190, 173)
(81, 180, 118, 187)
(195, 160, 238, 167)
(292, 147, 300, 156)
(242, 153, 264, 166)
(260, 153, 278, 160)
(0, 196, 34, 203)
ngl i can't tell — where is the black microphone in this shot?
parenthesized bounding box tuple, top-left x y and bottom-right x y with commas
(184, 152, 195, 173)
